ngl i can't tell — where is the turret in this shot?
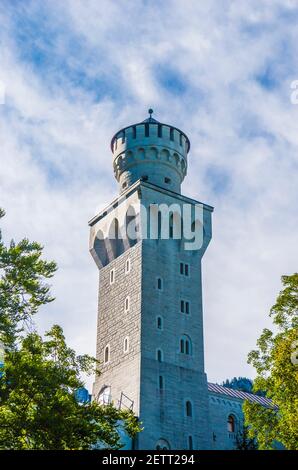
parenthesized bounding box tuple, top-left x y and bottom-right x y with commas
(111, 109, 190, 194)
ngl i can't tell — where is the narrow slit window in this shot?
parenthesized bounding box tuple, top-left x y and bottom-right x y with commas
(159, 375, 164, 390)
(104, 345, 110, 364)
(158, 124, 162, 137)
(180, 262, 184, 274)
(145, 123, 149, 137)
(157, 277, 163, 290)
(124, 296, 130, 312)
(180, 300, 185, 313)
(157, 316, 163, 330)
(157, 349, 163, 363)
(170, 127, 174, 141)
(132, 126, 136, 138)
(110, 268, 115, 285)
(123, 337, 129, 353)
(125, 258, 131, 274)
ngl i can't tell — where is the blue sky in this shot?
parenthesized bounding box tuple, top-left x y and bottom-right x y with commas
(0, 0, 298, 388)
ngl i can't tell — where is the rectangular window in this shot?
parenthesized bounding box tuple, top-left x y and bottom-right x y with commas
(110, 268, 115, 285)
(180, 262, 190, 276)
(185, 264, 189, 276)
(180, 300, 190, 314)
(180, 262, 184, 274)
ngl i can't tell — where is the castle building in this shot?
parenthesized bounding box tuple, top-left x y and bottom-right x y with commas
(88, 111, 271, 450)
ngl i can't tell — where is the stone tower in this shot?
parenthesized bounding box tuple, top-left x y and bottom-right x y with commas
(89, 110, 213, 450)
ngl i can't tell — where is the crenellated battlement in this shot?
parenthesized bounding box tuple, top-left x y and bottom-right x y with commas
(110, 111, 190, 194)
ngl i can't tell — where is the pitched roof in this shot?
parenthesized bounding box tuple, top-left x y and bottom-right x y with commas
(208, 382, 274, 408)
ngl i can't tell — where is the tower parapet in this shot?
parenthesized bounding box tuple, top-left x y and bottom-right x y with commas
(111, 109, 190, 194)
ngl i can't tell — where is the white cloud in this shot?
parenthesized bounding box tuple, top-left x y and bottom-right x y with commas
(0, 0, 297, 388)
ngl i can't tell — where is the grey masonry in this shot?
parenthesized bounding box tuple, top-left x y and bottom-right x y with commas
(88, 111, 272, 450)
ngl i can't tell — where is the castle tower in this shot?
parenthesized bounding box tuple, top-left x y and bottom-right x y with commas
(89, 110, 213, 450)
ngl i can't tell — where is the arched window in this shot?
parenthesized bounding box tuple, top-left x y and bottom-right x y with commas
(157, 349, 163, 363)
(156, 438, 170, 450)
(186, 400, 193, 417)
(123, 337, 129, 353)
(180, 335, 192, 355)
(97, 386, 111, 405)
(104, 344, 110, 364)
(227, 414, 236, 433)
(157, 316, 163, 330)
(108, 218, 124, 258)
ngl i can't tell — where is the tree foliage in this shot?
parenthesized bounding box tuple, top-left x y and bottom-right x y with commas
(0, 210, 140, 449)
(0, 325, 139, 449)
(235, 425, 257, 450)
(243, 274, 298, 450)
(0, 209, 56, 346)
(222, 377, 254, 394)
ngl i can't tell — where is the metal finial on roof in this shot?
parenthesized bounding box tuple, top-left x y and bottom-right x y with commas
(148, 108, 153, 116)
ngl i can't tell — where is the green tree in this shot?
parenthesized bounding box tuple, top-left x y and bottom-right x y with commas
(222, 377, 254, 393)
(0, 325, 139, 449)
(243, 274, 298, 450)
(235, 425, 257, 450)
(0, 208, 56, 346)
(0, 210, 140, 449)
